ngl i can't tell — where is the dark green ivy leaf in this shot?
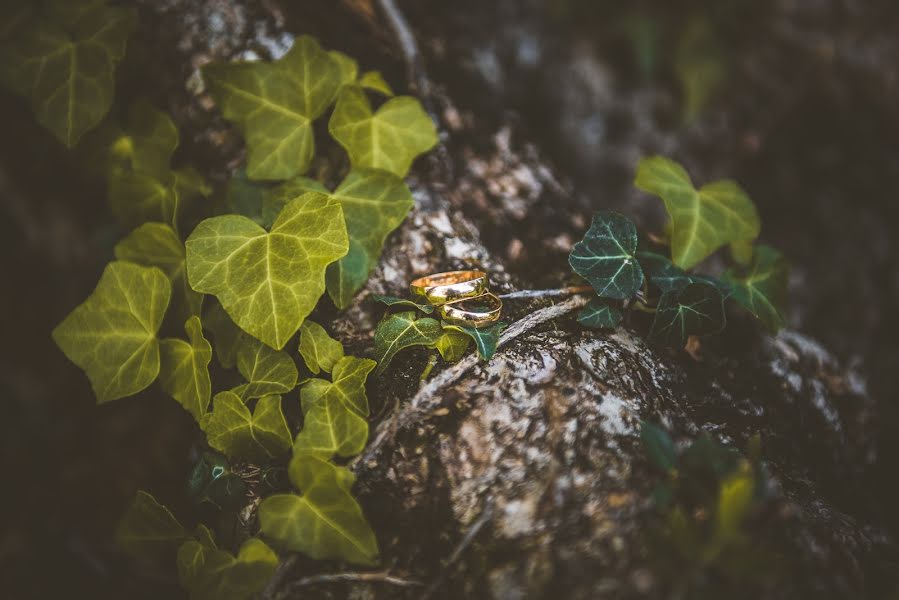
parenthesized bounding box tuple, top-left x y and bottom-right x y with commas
(637, 251, 731, 298)
(569, 211, 644, 299)
(722, 245, 789, 333)
(371, 294, 434, 313)
(640, 421, 678, 473)
(576, 299, 623, 329)
(649, 282, 726, 347)
(443, 321, 507, 361)
(373, 311, 443, 374)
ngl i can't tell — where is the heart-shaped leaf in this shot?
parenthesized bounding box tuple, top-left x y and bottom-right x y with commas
(326, 169, 415, 308)
(177, 525, 217, 588)
(434, 330, 470, 362)
(722, 245, 789, 333)
(576, 299, 623, 329)
(159, 316, 213, 422)
(201, 392, 292, 462)
(185, 538, 278, 600)
(0, 1, 136, 146)
(202, 36, 342, 180)
(329, 85, 438, 177)
(115, 490, 185, 558)
(371, 294, 434, 313)
(261, 177, 328, 228)
(297, 320, 344, 374)
(373, 311, 443, 374)
(52, 261, 171, 403)
(114, 222, 203, 319)
(569, 211, 644, 299)
(233, 336, 298, 400)
(442, 321, 508, 361)
(358, 71, 394, 96)
(185, 192, 349, 350)
(635, 156, 760, 270)
(637, 251, 732, 298)
(258, 452, 378, 566)
(649, 282, 726, 347)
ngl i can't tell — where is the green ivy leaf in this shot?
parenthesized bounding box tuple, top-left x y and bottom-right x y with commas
(716, 469, 754, 542)
(233, 336, 298, 400)
(640, 421, 677, 473)
(358, 71, 394, 96)
(634, 156, 760, 270)
(224, 169, 266, 225)
(371, 294, 434, 313)
(202, 302, 243, 369)
(0, 0, 136, 146)
(373, 311, 443, 374)
(114, 222, 203, 318)
(177, 525, 217, 588)
(649, 282, 726, 347)
(52, 261, 171, 402)
(434, 330, 470, 362)
(722, 245, 789, 333)
(326, 169, 415, 308)
(187, 538, 278, 600)
(115, 490, 185, 557)
(637, 251, 731, 298)
(112, 99, 179, 178)
(202, 35, 342, 180)
(297, 320, 344, 374)
(442, 321, 507, 361)
(201, 392, 292, 462)
(258, 452, 378, 565)
(329, 85, 438, 177)
(576, 299, 623, 329)
(329, 49, 358, 86)
(261, 176, 328, 229)
(185, 192, 349, 350)
(294, 356, 376, 458)
(159, 316, 213, 422)
(568, 211, 644, 299)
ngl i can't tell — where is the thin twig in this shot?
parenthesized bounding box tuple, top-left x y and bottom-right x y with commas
(279, 571, 422, 596)
(352, 294, 589, 472)
(421, 503, 495, 600)
(498, 285, 593, 300)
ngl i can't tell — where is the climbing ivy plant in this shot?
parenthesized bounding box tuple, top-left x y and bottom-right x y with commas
(45, 23, 437, 598)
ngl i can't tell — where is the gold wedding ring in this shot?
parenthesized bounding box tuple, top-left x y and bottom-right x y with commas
(410, 270, 489, 306)
(440, 292, 502, 328)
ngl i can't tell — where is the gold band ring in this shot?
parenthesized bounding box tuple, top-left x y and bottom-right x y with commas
(410, 270, 489, 306)
(439, 293, 502, 328)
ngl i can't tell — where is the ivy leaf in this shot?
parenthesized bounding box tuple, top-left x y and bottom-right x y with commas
(261, 176, 328, 229)
(185, 192, 349, 350)
(373, 311, 443, 374)
(177, 525, 217, 588)
(225, 169, 266, 225)
(52, 261, 171, 402)
(326, 169, 415, 308)
(576, 299, 623, 329)
(294, 356, 377, 458)
(442, 321, 507, 361)
(716, 470, 754, 542)
(112, 100, 178, 178)
(569, 211, 644, 299)
(187, 538, 278, 600)
(329, 49, 358, 86)
(115, 490, 185, 557)
(258, 452, 378, 565)
(0, 1, 136, 146)
(202, 35, 342, 180)
(649, 282, 726, 347)
(434, 330, 470, 362)
(371, 294, 434, 313)
(297, 320, 344, 374)
(159, 316, 213, 422)
(358, 71, 394, 96)
(114, 222, 203, 318)
(233, 336, 298, 400)
(203, 302, 243, 369)
(329, 85, 438, 177)
(722, 245, 789, 333)
(640, 421, 677, 473)
(201, 392, 292, 462)
(637, 251, 731, 298)
(634, 156, 760, 270)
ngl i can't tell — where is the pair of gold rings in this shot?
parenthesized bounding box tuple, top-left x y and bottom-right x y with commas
(410, 270, 502, 328)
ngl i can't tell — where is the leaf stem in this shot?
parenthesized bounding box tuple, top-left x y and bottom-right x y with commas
(498, 285, 594, 300)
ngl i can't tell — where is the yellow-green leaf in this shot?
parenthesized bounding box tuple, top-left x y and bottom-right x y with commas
(177, 525, 217, 588)
(722, 245, 789, 333)
(114, 222, 203, 319)
(329, 49, 358, 86)
(261, 176, 328, 228)
(185, 192, 349, 350)
(443, 321, 507, 361)
(434, 329, 470, 362)
(202, 35, 343, 180)
(373, 311, 443, 374)
(115, 490, 185, 557)
(297, 320, 344, 374)
(233, 335, 298, 399)
(635, 156, 760, 270)
(716, 469, 754, 542)
(159, 316, 212, 422)
(201, 392, 292, 462)
(258, 452, 378, 565)
(187, 538, 278, 600)
(326, 169, 415, 308)
(52, 261, 171, 402)
(329, 85, 438, 177)
(202, 302, 243, 369)
(0, 1, 136, 146)
(358, 71, 394, 96)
